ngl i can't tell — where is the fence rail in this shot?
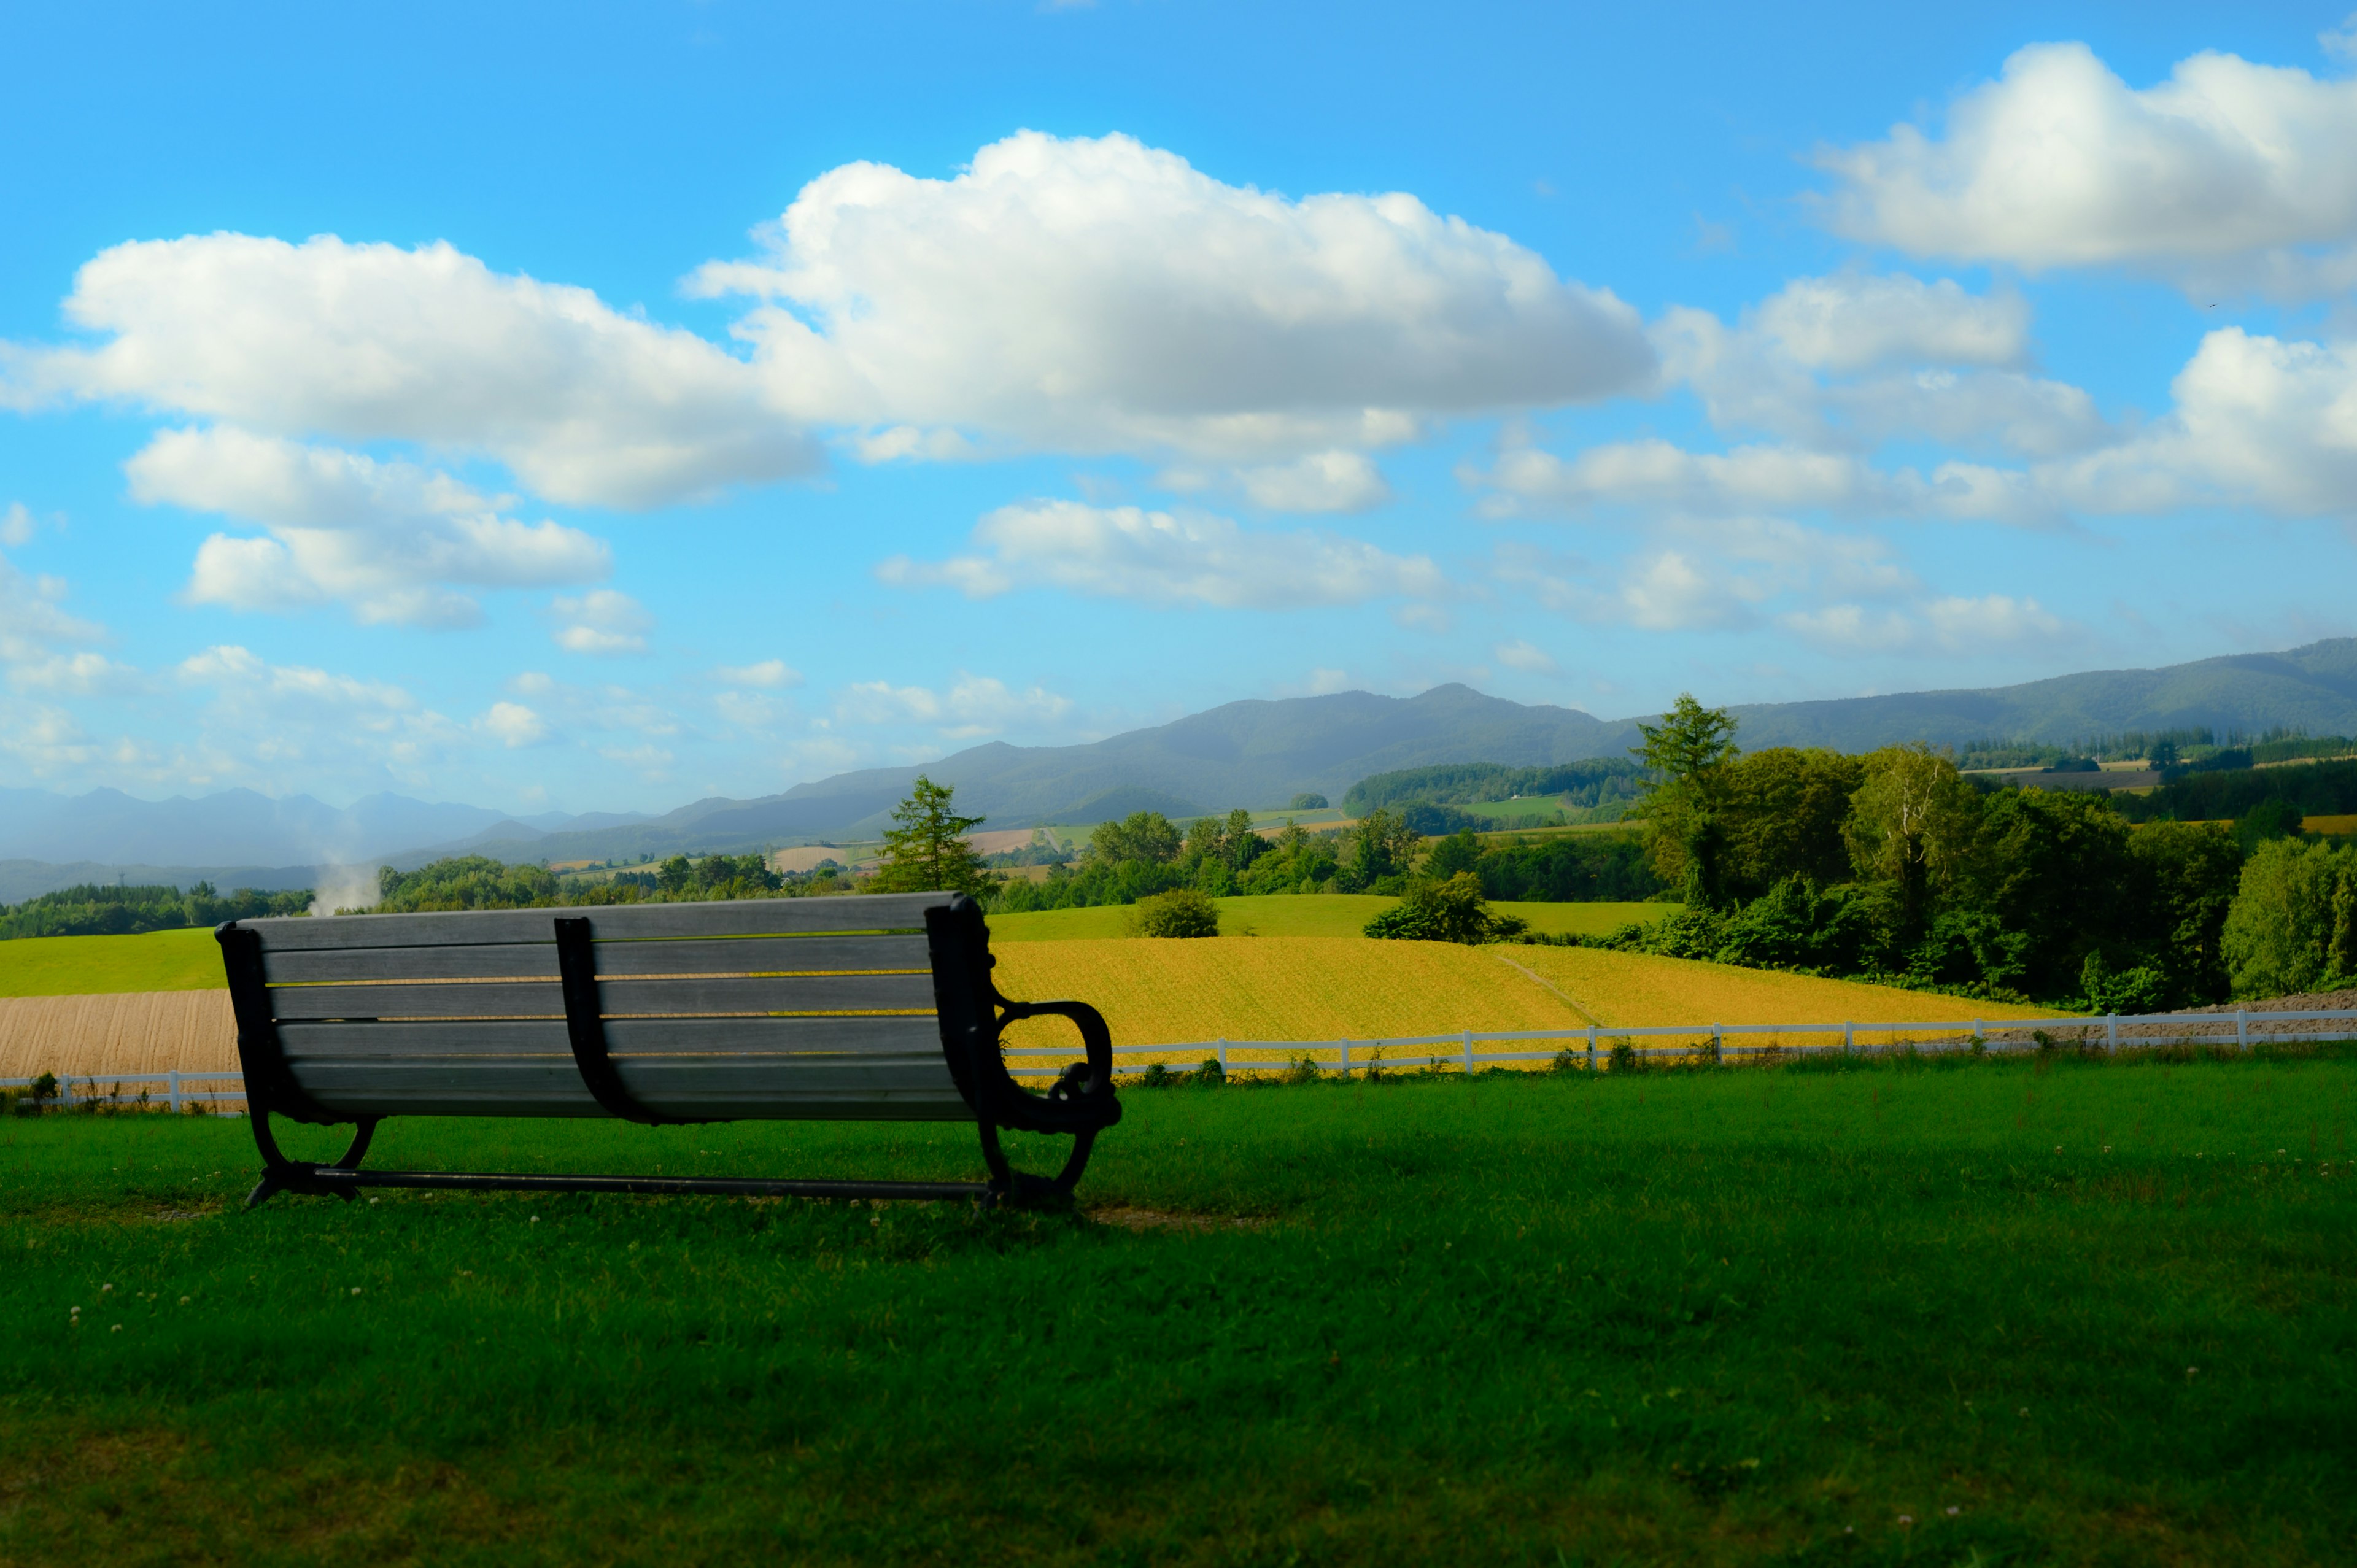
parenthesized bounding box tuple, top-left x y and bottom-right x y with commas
(0, 1070, 245, 1111)
(9, 1006, 2354, 1102)
(1002, 1006, 2357, 1077)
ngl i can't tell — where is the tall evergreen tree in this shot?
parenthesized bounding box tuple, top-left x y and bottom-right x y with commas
(870, 775, 994, 895)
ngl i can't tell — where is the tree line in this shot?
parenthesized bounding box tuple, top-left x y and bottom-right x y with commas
(0, 881, 314, 940)
(1585, 696, 2354, 1008)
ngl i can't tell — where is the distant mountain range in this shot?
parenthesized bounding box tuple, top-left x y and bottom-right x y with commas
(2, 637, 2353, 898)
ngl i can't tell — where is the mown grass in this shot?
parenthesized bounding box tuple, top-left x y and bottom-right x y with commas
(0, 927, 222, 998)
(3, 1050, 2352, 1565)
(988, 894, 1669, 942)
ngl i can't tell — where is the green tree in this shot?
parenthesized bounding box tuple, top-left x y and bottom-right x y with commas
(1423, 828, 1484, 882)
(1715, 747, 1865, 902)
(1289, 792, 1328, 810)
(1844, 743, 1980, 937)
(2222, 837, 2357, 998)
(1083, 811, 1183, 867)
(1343, 806, 1420, 891)
(869, 775, 994, 895)
(1631, 693, 1740, 910)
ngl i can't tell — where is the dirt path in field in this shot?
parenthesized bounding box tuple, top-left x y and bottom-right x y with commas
(1490, 952, 1601, 1026)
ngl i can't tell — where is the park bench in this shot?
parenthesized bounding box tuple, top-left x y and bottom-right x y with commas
(215, 892, 1120, 1209)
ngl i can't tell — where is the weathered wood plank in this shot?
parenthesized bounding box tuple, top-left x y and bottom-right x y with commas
(242, 894, 955, 952)
(277, 1014, 943, 1059)
(290, 1056, 968, 1120)
(258, 933, 929, 986)
(266, 971, 938, 1022)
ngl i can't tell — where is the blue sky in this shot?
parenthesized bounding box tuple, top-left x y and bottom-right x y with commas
(4, 1, 2356, 815)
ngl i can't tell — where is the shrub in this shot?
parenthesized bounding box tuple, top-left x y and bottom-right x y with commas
(1130, 887, 1221, 938)
(2080, 951, 2170, 1014)
(1364, 872, 1527, 944)
(1288, 792, 1328, 810)
(1194, 1057, 1225, 1087)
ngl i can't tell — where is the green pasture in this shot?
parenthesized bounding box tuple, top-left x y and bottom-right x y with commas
(988, 894, 1673, 942)
(0, 926, 223, 998)
(4, 1049, 2352, 1564)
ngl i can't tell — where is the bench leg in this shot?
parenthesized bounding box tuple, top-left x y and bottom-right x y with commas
(975, 1118, 1100, 1208)
(244, 1111, 381, 1209)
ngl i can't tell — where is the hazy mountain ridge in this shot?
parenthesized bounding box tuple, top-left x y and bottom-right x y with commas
(3, 638, 2352, 892)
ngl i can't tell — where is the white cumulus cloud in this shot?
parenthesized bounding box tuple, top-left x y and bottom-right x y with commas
(878, 498, 1449, 609)
(1811, 42, 2357, 295)
(131, 426, 610, 627)
(1493, 638, 1559, 674)
(836, 672, 1074, 740)
(478, 700, 552, 747)
(713, 658, 804, 689)
(6, 234, 816, 506)
(695, 129, 1652, 460)
(550, 589, 653, 655)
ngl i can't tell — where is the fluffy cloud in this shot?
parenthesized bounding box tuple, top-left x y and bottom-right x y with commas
(1, 502, 34, 547)
(1496, 518, 1917, 633)
(1650, 276, 2108, 460)
(1234, 451, 1394, 514)
(696, 130, 1652, 460)
(1782, 594, 2070, 654)
(1811, 42, 2357, 293)
(1493, 638, 1558, 674)
(0, 551, 137, 696)
(6, 234, 815, 507)
(478, 701, 552, 747)
(836, 672, 1074, 740)
(878, 498, 1449, 609)
(131, 427, 610, 626)
(713, 658, 804, 689)
(1747, 273, 2029, 373)
(550, 589, 653, 655)
(1477, 436, 2045, 524)
(2038, 328, 2357, 519)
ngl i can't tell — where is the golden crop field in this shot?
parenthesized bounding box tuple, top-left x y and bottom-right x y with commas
(2304, 813, 2357, 835)
(991, 936, 1584, 1065)
(1505, 944, 2051, 1045)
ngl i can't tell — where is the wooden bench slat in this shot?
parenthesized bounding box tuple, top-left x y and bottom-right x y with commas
(258, 933, 931, 986)
(295, 1058, 969, 1121)
(266, 971, 940, 1022)
(240, 895, 954, 952)
(277, 1014, 946, 1059)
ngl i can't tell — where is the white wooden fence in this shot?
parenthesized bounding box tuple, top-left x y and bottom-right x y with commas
(1002, 1006, 2357, 1077)
(6, 1006, 2352, 1106)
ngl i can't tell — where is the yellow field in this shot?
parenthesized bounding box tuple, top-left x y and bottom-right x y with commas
(2304, 814, 2356, 835)
(990, 935, 2045, 1067)
(986, 895, 1669, 943)
(991, 937, 1582, 1063)
(0, 926, 222, 998)
(1505, 945, 2049, 1040)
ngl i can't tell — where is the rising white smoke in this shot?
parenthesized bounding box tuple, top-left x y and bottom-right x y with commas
(308, 864, 382, 917)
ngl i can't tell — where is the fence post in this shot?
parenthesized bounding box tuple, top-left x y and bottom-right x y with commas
(2107, 1013, 2119, 1051)
(2237, 1009, 2248, 1050)
(168, 1068, 180, 1114)
(1217, 1037, 1228, 1075)
(1972, 1018, 1983, 1053)
(1712, 1023, 1722, 1062)
(1339, 1037, 1350, 1077)
(1462, 1030, 1473, 1075)
(1587, 1024, 1598, 1073)
(1843, 1021, 1854, 1054)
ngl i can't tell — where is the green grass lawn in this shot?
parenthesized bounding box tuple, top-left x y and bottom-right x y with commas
(4, 1049, 2351, 1564)
(989, 894, 1673, 942)
(0, 926, 223, 997)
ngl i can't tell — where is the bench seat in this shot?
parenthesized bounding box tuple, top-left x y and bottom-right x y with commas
(217, 892, 1120, 1208)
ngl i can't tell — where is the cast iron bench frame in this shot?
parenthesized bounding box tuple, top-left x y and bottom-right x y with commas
(216, 892, 1120, 1209)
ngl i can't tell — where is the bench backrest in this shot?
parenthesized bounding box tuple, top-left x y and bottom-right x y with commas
(223, 894, 975, 1122)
